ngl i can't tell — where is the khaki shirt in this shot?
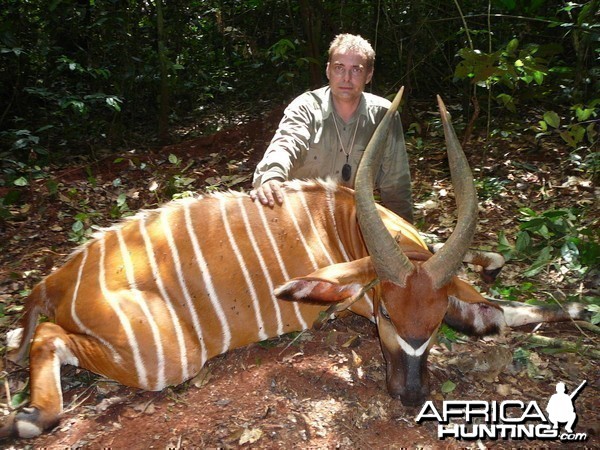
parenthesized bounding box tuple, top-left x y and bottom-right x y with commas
(253, 86, 413, 222)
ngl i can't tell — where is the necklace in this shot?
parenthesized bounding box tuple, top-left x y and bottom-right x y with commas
(332, 113, 360, 182)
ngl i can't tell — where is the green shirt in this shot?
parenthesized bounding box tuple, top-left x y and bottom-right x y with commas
(253, 86, 413, 222)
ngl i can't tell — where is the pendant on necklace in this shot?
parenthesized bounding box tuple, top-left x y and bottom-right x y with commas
(342, 163, 352, 182)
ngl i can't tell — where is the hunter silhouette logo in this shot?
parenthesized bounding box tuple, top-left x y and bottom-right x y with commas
(546, 380, 586, 433)
(415, 380, 588, 442)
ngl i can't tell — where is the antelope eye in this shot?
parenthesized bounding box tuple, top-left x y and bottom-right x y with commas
(379, 303, 390, 320)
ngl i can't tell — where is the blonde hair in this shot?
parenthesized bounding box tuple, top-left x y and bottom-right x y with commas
(328, 34, 375, 69)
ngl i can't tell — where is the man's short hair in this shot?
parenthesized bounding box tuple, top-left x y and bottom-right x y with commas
(328, 34, 375, 69)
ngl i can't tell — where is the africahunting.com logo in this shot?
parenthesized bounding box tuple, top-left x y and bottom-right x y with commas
(415, 380, 588, 442)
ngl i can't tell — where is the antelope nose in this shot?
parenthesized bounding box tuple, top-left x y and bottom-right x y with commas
(399, 388, 428, 407)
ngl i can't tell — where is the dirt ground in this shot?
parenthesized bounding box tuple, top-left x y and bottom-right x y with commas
(0, 103, 598, 449)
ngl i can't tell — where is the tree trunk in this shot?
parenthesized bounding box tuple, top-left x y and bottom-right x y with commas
(299, 0, 323, 89)
(156, 0, 170, 144)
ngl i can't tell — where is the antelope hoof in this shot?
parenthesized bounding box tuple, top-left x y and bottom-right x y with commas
(0, 407, 53, 440)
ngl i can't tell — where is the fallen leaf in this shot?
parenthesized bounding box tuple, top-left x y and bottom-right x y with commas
(351, 350, 362, 367)
(191, 366, 212, 388)
(441, 380, 456, 393)
(239, 427, 263, 445)
(342, 335, 359, 348)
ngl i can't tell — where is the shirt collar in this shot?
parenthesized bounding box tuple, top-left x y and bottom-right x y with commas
(321, 86, 367, 122)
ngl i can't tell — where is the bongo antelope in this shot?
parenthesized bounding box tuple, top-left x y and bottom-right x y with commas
(1, 88, 586, 439)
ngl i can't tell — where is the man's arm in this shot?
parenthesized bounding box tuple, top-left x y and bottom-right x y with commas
(251, 96, 314, 206)
(252, 97, 314, 187)
(377, 112, 414, 223)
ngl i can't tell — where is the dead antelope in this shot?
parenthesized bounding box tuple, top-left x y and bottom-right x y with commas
(1, 88, 586, 440)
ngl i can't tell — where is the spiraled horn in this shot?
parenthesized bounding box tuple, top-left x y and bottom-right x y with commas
(355, 86, 414, 285)
(423, 96, 478, 289)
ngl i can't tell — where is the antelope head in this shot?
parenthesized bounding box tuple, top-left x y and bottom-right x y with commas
(275, 87, 505, 407)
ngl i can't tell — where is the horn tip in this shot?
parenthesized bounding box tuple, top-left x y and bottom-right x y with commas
(436, 95, 449, 121)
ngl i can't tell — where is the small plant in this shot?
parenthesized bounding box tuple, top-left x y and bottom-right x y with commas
(437, 323, 467, 351)
(267, 38, 316, 88)
(454, 39, 553, 113)
(164, 154, 196, 199)
(69, 211, 101, 243)
(110, 193, 131, 219)
(535, 99, 599, 148)
(475, 176, 508, 200)
(490, 281, 538, 302)
(498, 207, 599, 279)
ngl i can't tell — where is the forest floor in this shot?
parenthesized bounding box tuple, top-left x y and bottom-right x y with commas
(0, 100, 598, 449)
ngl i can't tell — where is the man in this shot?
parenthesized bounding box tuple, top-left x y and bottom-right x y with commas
(250, 33, 413, 223)
(546, 382, 578, 433)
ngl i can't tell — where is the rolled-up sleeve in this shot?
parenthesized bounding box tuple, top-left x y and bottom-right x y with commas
(252, 96, 314, 188)
(377, 112, 413, 223)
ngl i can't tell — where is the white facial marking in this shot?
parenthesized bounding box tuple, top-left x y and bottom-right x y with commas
(395, 334, 433, 357)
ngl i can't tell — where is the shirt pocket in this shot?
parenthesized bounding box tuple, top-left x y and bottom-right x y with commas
(290, 140, 329, 179)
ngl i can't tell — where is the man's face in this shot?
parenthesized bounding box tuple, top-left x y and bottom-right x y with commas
(326, 51, 373, 104)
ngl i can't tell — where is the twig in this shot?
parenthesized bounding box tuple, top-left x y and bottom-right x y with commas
(4, 377, 12, 411)
(572, 320, 600, 335)
(526, 334, 600, 359)
(133, 397, 157, 417)
(63, 385, 97, 413)
(463, 93, 480, 146)
(545, 292, 592, 339)
(452, 0, 473, 49)
(278, 330, 307, 356)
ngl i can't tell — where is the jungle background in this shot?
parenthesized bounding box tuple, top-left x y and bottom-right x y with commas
(0, 0, 599, 448)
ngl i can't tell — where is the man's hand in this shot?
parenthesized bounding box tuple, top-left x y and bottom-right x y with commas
(250, 179, 284, 207)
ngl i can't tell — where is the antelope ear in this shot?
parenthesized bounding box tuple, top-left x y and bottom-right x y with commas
(443, 277, 506, 336)
(274, 257, 377, 304)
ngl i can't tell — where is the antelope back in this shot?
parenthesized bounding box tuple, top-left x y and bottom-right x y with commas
(30, 180, 382, 390)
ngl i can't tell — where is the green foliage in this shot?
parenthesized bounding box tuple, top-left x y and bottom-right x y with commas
(164, 154, 197, 199)
(512, 347, 545, 379)
(440, 380, 457, 394)
(476, 177, 508, 200)
(69, 212, 98, 244)
(437, 323, 467, 351)
(536, 99, 599, 148)
(588, 304, 600, 325)
(491, 281, 538, 302)
(454, 38, 555, 113)
(268, 38, 316, 88)
(498, 207, 599, 278)
(0, 0, 596, 160)
(110, 189, 132, 220)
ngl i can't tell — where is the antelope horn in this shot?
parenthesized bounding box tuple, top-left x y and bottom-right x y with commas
(355, 86, 414, 285)
(423, 96, 478, 289)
